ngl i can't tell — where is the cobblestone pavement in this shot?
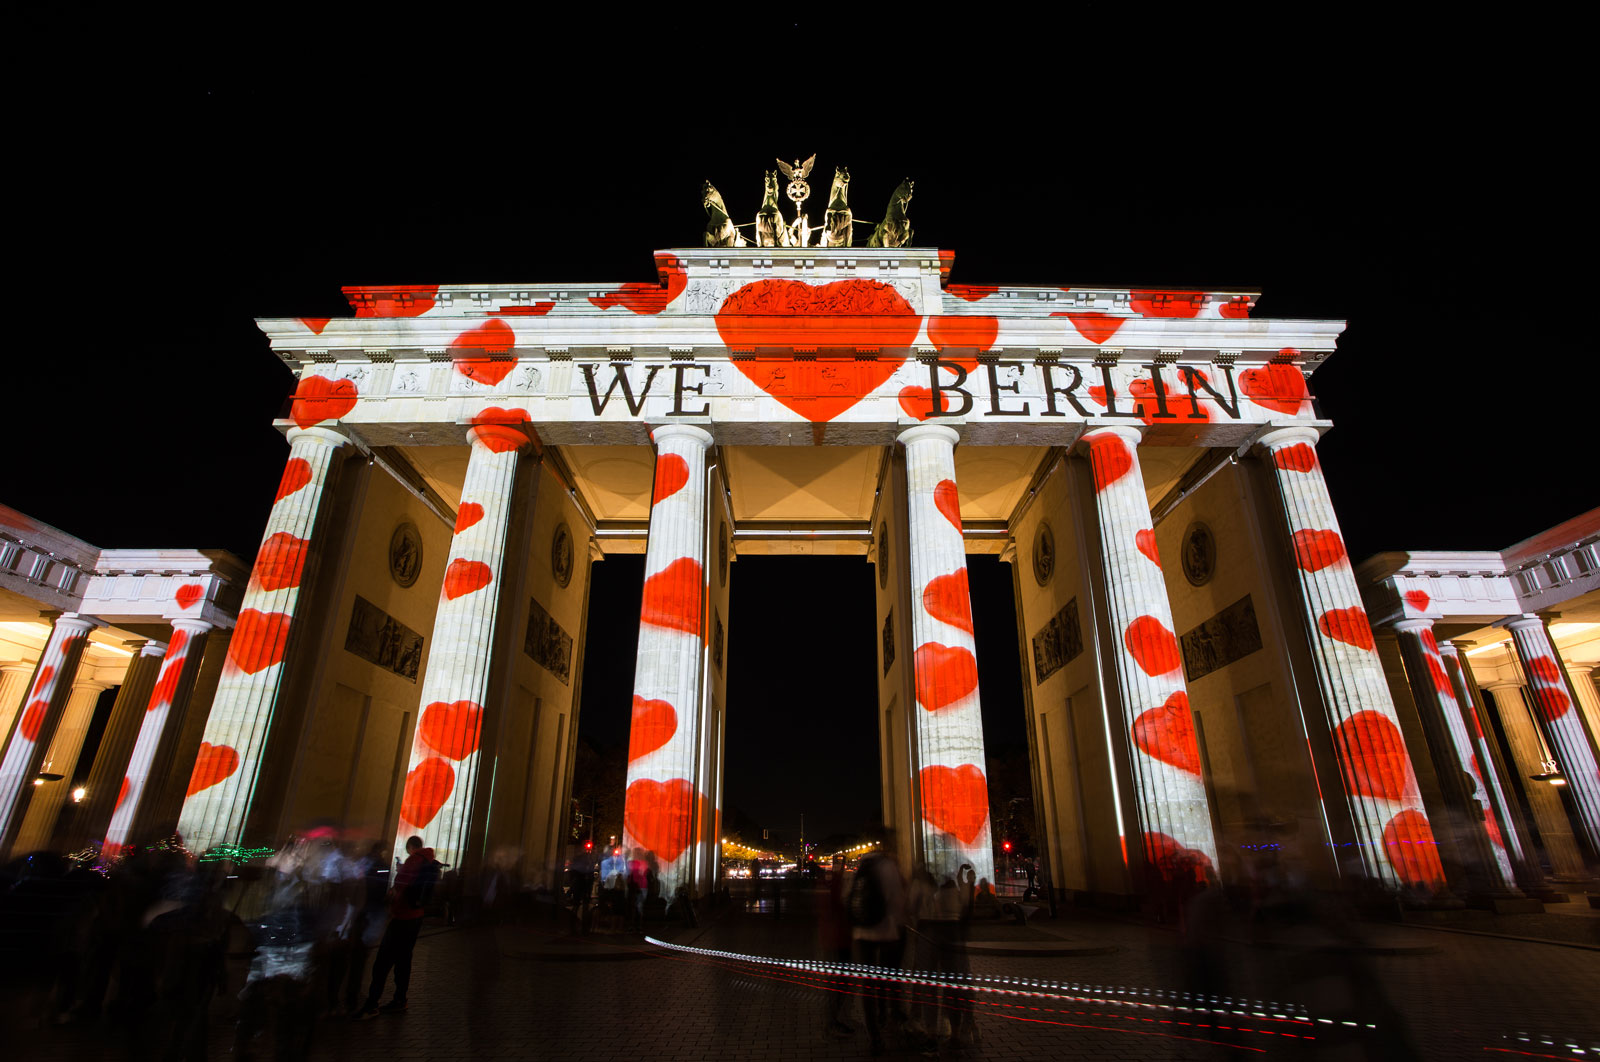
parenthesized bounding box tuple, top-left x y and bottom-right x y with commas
(17, 890, 1600, 1060)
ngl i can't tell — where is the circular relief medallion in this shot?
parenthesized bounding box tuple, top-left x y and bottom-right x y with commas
(551, 522, 574, 588)
(1182, 521, 1217, 587)
(878, 521, 890, 589)
(1032, 522, 1056, 587)
(718, 523, 729, 588)
(388, 522, 423, 589)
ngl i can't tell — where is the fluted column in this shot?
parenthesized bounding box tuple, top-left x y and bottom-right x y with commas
(899, 425, 995, 886)
(1504, 615, 1600, 854)
(68, 640, 165, 850)
(104, 619, 214, 852)
(1565, 663, 1600, 746)
(623, 425, 713, 898)
(392, 420, 530, 872)
(0, 663, 34, 748)
(15, 677, 115, 853)
(1082, 426, 1217, 884)
(1482, 679, 1590, 880)
(1258, 427, 1441, 889)
(0, 613, 101, 856)
(177, 427, 348, 856)
(1392, 620, 1517, 893)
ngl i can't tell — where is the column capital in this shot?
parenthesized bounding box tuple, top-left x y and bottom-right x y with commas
(284, 425, 351, 450)
(69, 678, 115, 695)
(1436, 640, 1464, 660)
(1481, 678, 1525, 693)
(1079, 424, 1144, 449)
(1256, 425, 1321, 453)
(1564, 661, 1597, 676)
(649, 423, 714, 448)
(55, 613, 104, 636)
(897, 423, 960, 449)
(1391, 617, 1435, 635)
(466, 422, 531, 455)
(0, 662, 35, 675)
(1499, 614, 1545, 634)
(171, 618, 216, 638)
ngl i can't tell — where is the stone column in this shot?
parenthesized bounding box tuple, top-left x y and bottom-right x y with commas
(1564, 663, 1600, 747)
(1504, 615, 1600, 854)
(66, 641, 166, 850)
(177, 427, 348, 857)
(104, 620, 214, 853)
(899, 425, 995, 886)
(0, 663, 35, 744)
(1481, 678, 1590, 880)
(1081, 426, 1217, 885)
(1392, 620, 1517, 893)
(623, 425, 713, 899)
(0, 613, 101, 856)
(392, 419, 530, 872)
(1258, 427, 1442, 890)
(15, 677, 116, 853)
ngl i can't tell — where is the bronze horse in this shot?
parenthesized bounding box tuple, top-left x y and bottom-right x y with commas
(702, 180, 746, 247)
(756, 169, 790, 247)
(822, 166, 852, 247)
(868, 179, 913, 248)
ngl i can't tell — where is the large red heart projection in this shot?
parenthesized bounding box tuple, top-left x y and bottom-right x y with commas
(652, 454, 690, 505)
(1292, 529, 1346, 572)
(1317, 607, 1375, 651)
(454, 502, 484, 535)
(898, 385, 949, 421)
(1272, 443, 1318, 474)
(590, 254, 688, 315)
(625, 777, 697, 862)
(1333, 710, 1415, 801)
(1403, 590, 1430, 612)
(400, 756, 455, 829)
(1381, 809, 1444, 886)
(1526, 657, 1563, 685)
(1240, 364, 1309, 415)
(452, 320, 517, 385)
(1133, 691, 1201, 775)
(919, 764, 990, 844)
(1143, 832, 1215, 882)
(274, 458, 313, 503)
(1055, 311, 1126, 345)
(254, 532, 309, 592)
(186, 742, 240, 796)
(1086, 432, 1134, 492)
(175, 583, 204, 611)
(290, 376, 357, 429)
(640, 557, 703, 635)
(19, 699, 49, 742)
(923, 569, 974, 634)
(1130, 291, 1201, 319)
(228, 609, 292, 675)
(442, 559, 493, 601)
(628, 696, 677, 762)
(1135, 529, 1161, 567)
(1529, 685, 1572, 722)
(469, 407, 532, 454)
(715, 279, 920, 422)
(927, 314, 998, 357)
(914, 642, 979, 711)
(934, 480, 962, 532)
(418, 700, 483, 761)
(1124, 616, 1181, 677)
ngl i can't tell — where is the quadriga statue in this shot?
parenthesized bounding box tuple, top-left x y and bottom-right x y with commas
(822, 166, 852, 248)
(868, 179, 913, 248)
(702, 180, 746, 247)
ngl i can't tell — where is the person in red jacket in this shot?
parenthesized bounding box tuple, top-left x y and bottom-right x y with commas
(356, 836, 437, 1018)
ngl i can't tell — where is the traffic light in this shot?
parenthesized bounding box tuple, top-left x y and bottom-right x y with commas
(1002, 840, 1012, 852)
(584, 840, 593, 851)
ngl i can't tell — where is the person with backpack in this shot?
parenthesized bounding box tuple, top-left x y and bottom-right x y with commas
(356, 835, 440, 1019)
(849, 832, 906, 1056)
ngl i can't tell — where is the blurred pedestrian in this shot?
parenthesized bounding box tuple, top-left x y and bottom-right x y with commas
(850, 832, 906, 1056)
(356, 835, 439, 1019)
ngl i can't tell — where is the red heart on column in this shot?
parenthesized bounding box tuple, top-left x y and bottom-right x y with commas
(914, 642, 979, 711)
(919, 764, 990, 844)
(624, 777, 697, 862)
(115, 776, 130, 811)
(1272, 444, 1318, 473)
(1381, 808, 1444, 887)
(1239, 364, 1309, 415)
(275, 458, 314, 502)
(1086, 432, 1134, 493)
(1135, 529, 1161, 567)
(1133, 691, 1201, 775)
(1143, 832, 1215, 882)
(1529, 685, 1571, 722)
(1124, 616, 1181, 677)
(418, 700, 484, 761)
(923, 569, 974, 633)
(290, 375, 358, 429)
(639, 557, 703, 635)
(454, 503, 485, 535)
(452, 320, 517, 385)
(254, 532, 310, 592)
(652, 454, 690, 505)
(19, 699, 49, 742)
(400, 756, 456, 829)
(148, 648, 188, 710)
(27, 665, 55, 700)
(1292, 529, 1346, 572)
(1333, 710, 1415, 801)
(934, 480, 962, 532)
(898, 385, 950, 421)
(1526, 657, 1563, 684)
(1317, 607, 1375, 650)
(186, 742, 240, 796)
(1403, 590, 1430, 612)
(228, 609, 292, 675)
(628, 696, 678, 762)
(175, 583, 204, 610)
(442, 559, 493, 601)
(1424, 654, 1454, 697)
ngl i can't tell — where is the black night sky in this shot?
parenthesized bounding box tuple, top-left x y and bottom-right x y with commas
(15, 19, 1583, 844)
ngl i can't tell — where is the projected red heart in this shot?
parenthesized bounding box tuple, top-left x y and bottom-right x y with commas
(1333, 710, 1414, 801)
(923, 569, 974, 634)
(1424, 654, 1453, 697)
(1135, 529, 1161, 567)
(928, 314, 998, 355)
(452, 320, 517, 385)
(149, 653, 185, 710)
(919, 764, 989, 844)
(1144, 832, 1215, 881)
(175, 583, 204, 611)
(351, 284, 438, 318)
(628, 696, 677, 762)
(300, 317, 331, 335)
(914, 642, 979, 711)
(1272, 443, 1318, 474)
(640, 557, 703, 635)
(590, 254, 688, 315)
(1133, 691, 1201, 775)
(934, 480, 962, 532)
(1086, 432, 1134, 492)
(1130, 291, 1201, 319)
(1240, 364, 1309, 415)
(1055, 311, 1125, 345)
(454, 502, 484, 535)
(625, 777, 696, 862)
(418, 700, 483, 761)
(1218, 299, 1251, 319)
(400, 756, 455, 829)
(1124, 616, 1181, 676)
(652, 454, 690, 505)
(1484, 809, 1505, 850)
(947, 284, 999, 302)
(1292, 529, 1346, 572)
(19, 699, 48, 742)
(228, 609, 292, 674)
(442, 559, 493, 601)
(186, 742, 240, 796)
(115, 776, 130, 811)
(1526, 657, 1563, 685)
(1382, 809, 1444, 886)
(254, 532, 309, 592)
(1317, 607, 1375, 650)
(1529, 685, 1572, 722)
(290, 376, 357, 429)
(470, 408, 532, 454)
(1403, 590, 1430, 612)
(898, 385, 949, 421)
(275, 459, 313, 503)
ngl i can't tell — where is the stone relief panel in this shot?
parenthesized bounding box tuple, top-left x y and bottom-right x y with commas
(1031, 597, 1082, 685)
(1180, 594, 1262, 682)
(523, 595, 573, 685)
(344, 595, 424, 682)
